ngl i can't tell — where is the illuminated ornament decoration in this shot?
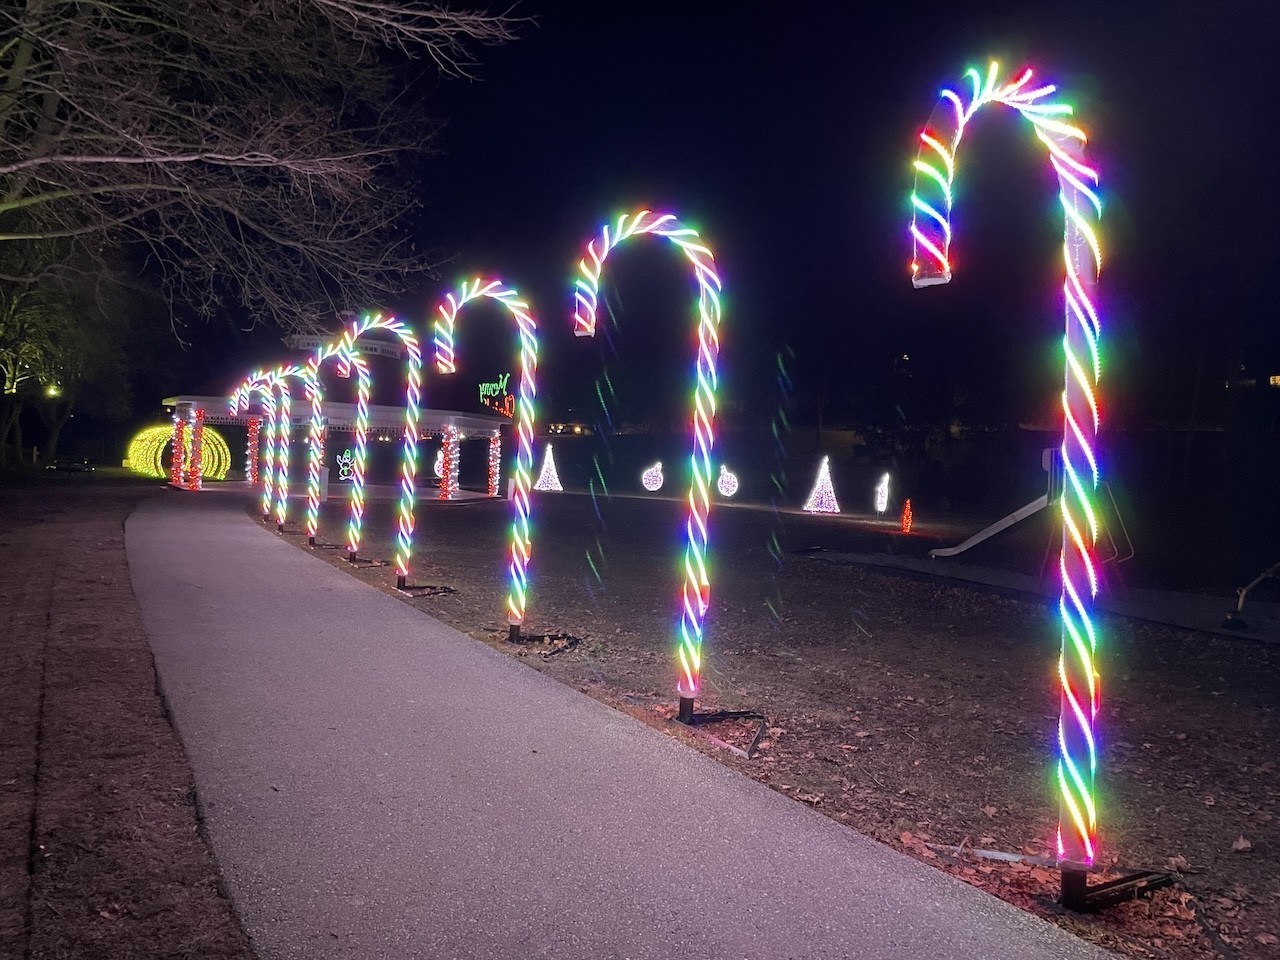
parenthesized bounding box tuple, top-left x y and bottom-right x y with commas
(433, 446, 444, 479)
(336, 449, 355, 481)
(641, 461, 664, 492)
(803, 456, 840, 513)
(908, 61, 1103, 868)
(127, 424, 230, 480)
(305, 340, 370, 554)
(533, 444, 563, 492)
(433, 278, 541, 627)
(875, 472, 890, 515)
(439, 424, 460, 500)
(900, 498, 913, 534)
(717, 464, 739, 498)
(573, 209, 723, 707)
(487, 434, 501, 498)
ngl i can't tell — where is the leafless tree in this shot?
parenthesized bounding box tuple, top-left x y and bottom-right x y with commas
(0, 0, 518, 333)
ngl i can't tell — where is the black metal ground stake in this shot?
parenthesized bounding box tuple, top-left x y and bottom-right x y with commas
(1060, 866, 1174, 912)
(396, 574, 406, 590)
(347, 549, 357, 564)
(508, 623, 521, 643)
(307, 536, 315, 547)
(276, 522, 284, 534)
(677, 696, 695, 725)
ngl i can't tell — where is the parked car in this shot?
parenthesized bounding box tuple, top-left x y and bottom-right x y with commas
(45, 457, 95, 472)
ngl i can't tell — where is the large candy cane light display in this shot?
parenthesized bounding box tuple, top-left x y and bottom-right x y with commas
(909, 62, 1104, 883)
(433, 278, 540, 636)
(304, 340, 372, 552)
(230, 371, 279, 519)
(574, 210, 722, 722)
(334, 313, 424, 589)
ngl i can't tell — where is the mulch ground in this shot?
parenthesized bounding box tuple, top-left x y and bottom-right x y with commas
(0, 481, 252, 960)
(3, 477, 1277, 959)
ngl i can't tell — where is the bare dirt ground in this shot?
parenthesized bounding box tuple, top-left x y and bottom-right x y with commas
(0, 479, 252, 960)
(2, 476, 1277, 959)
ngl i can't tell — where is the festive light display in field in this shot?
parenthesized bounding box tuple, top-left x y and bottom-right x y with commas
(573, 209, 723, 706)
(127, 424, 231, 481)
(533, 444, 563, 491)
(305, 339, 370, 554)
(803, 456, 840, 513)
(717, 464, 739, 498)
(875, 472, 890, 515)
(909, 61, 1104, 868)
(641, 461, 664, 492)
(432, 278, 541, 627)
(262, 365, 311, 530)
(329, 314, 423, 586)
(901, 499, 913, 534)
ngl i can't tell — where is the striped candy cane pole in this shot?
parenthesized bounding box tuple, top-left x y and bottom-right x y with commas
(433, 278, 541, 635)
(572, 211, 722, 720)
(909, 62, 1104, 875)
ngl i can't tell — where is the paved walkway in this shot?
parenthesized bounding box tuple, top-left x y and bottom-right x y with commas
(127, 492, 1110, 960)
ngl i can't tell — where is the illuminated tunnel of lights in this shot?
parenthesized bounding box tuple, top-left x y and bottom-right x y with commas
(127, 424, 231, 480)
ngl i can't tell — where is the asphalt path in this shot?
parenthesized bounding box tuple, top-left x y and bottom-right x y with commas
(127, 490, 1111, 960)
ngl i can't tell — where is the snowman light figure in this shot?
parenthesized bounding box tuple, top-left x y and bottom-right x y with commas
(335, 449, 355, 481)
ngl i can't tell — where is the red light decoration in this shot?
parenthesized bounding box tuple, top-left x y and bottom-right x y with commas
(900, 499, 913, 534)
(247, 417, 261, 484)
(487, 434, 501, 497)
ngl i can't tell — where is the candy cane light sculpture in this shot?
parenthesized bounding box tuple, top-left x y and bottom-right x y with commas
(230, 370, 280, 520)
(908, 61, 1151, 911)
(333, 313, 424, 590)
(433, 278, 540, 638)
(574, 209, 722, 723)
(304, 340, 372, 553)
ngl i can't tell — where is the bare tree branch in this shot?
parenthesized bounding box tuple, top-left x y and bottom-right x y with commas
(0, 0, 521, 332)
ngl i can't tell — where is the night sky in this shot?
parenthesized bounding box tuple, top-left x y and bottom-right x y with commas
(149, 0, 1280, 461)
(390, 0, 1278, 431)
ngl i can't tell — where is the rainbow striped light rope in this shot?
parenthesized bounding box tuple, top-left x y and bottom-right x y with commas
(304, 341, 371, 552)
(230, 371, 277, 517)
(433, 278, 541, 627)
(264, 365, 311, 529)
(909, 62, 1103, 867)
(335, 314, 422, 584)
(573, 210, 723, 699)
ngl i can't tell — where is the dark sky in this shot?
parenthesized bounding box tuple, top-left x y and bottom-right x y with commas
(175, 2, 1278, 435)
(400, 0, 1278, 430)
